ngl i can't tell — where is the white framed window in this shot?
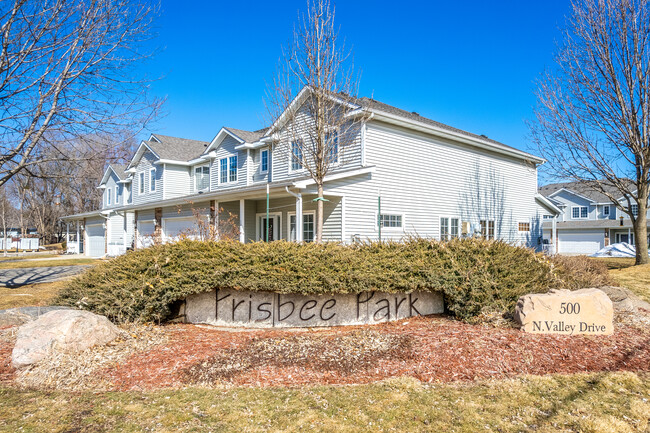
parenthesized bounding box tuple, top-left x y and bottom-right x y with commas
(194, 165, 210, 191)
(326, 130, 339, 164)
(115, 186, 120, 205)
(572, 206, 588, 219)
(379, 214, 403, 228)
(229, 155, 238, 182)
(107, 187, 112, 205)
(518, 222, 530, 232)
(631, 203, 639, 217)
(288, 211, 316, 242)
(220, 158, 228, 184)
(149, 168, 156, 192)
(480, 219, 495, 239)
(139, 172, 145, 194)
(603, 205, 610, 217)
(291, 141, 303, 171)
(260, 149, 269, 173)
(440, 217, 459, 240)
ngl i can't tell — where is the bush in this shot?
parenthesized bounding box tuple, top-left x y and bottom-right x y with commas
(55, 238, 610, 324)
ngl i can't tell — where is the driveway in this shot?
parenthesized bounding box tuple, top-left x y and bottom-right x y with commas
(0, 265, 90, 287)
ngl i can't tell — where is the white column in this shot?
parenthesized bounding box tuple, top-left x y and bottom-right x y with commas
(552, 216, 558, 254)
(66, 222, 70, 253)
(214, 201, 220, 240)
(296, 194, 303, 242)
(628, 227, 632, 244)
(76, 221, 80, 255)
(341, 196, 346, 243)
(239, 199, 245, 243)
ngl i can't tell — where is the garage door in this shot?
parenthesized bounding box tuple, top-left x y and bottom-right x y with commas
(86, 224, 105, 257)
(558, 231, 604, 255)
(162, 217, 197, 241)
(137, 220, 156, 248)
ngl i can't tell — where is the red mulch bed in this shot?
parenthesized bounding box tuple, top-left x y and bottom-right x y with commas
(2, 316, 649, 390)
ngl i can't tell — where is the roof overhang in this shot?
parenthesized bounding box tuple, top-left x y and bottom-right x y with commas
(205, 127, 246, 153)
(292, 165, 376, 189)
(548, 187, 597, 205)
(535, 194, 562, 215)
(127, 141, 160, 170)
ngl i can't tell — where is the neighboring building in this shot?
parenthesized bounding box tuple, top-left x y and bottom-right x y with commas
(539, 181, 649, 254)
(62, 88, 557, 257)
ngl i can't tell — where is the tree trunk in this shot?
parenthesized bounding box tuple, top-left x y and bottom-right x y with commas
(316, 183, 324, 243)
(633, 197, 649, 265)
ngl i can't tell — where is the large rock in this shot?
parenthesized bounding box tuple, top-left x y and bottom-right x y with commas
(514, 288, 614, 335)
(11, 310, 120, 369)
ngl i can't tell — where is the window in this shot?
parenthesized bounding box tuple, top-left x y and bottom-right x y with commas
(220, 158, 228, 183)
(291, 141, 302, 170)
(150, 168, 156, 192)
(572, 206, 588, 219)
(480, 220, 495, 239)
(139, 172, 145, 194)
(107, 188, 111, 205)
(543, 214, 554, 219)
(326, 131, 339, 164)
(289, 213, 315, 242)
(115, 186, 120, 205)
(380, 214, 403, 228)
(229, 155, 238, 182)
(603, 205, 610, 216)
(518, 222, 530, 232)
(631, 204, 639, 217)
(194, 165, 210, 191)
(260, 149, 269, 173)
(440, 217, 459, 241)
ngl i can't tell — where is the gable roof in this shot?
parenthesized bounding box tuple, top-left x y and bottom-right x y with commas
(539, 180, 636, 203)
(147, 134, 209, 162)
(99, 164, 128, 186)
(223, 127, 267, 144)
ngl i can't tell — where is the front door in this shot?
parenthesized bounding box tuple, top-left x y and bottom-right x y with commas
(259, 215, 280, 241)
(262, 217, 274, 241)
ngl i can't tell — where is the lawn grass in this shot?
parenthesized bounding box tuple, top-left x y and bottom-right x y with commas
(0, 258, 99, 269)
(0, 372, 647, 432)
(0, 280, 67, 310)
(0, 253, 59, 262)
(592, 257, 650, 303)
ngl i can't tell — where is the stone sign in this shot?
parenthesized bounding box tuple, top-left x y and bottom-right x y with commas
(184, 289, 444, 328)
(514, 288, 614, 335)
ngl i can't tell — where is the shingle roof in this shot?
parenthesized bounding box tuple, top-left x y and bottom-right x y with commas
(538, 180, 634, 203)
(356, 97, 528, 156)
(223, 127, 268, 144)
(148, 134, 209, 161)
(108, 164, 127, 180)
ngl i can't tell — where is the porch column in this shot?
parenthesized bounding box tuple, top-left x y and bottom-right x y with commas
(239, 199, 245, 243)
(296, 194, 303, 242)
(552, 216, 558, 254)
(76, 221, 80, 255)
(215, 201, 220, 240)
(628, 227, 632, 243)
(66, 222, 70, 253)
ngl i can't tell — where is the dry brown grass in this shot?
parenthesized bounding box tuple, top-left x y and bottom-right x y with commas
(0, 258, 98, 269)
(0, 280, 66, 310)
(588, 257, 650, 303)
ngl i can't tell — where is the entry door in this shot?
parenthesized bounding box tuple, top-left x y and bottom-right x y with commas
(260, 215, 280, 241)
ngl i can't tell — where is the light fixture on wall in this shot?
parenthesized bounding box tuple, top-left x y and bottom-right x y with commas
(620, 215, 624, 226)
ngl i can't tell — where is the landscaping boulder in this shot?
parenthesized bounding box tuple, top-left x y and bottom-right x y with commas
(11, 309, 119, 369)
(514, 288, 614, 335)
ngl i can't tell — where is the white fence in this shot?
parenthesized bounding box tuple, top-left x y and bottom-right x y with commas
(0, 237, 40, 251)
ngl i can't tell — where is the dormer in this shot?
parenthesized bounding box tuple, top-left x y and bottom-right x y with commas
(98, 164, 128, 209)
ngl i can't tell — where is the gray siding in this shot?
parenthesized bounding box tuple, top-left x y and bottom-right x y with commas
(165, 164, 191, 198)
(102, 172, 123, 210)
(323, 120, 542, 246)
(550, 190, 595, 222)
(211, 136, 247, 191)
(132, 151, 163, 205)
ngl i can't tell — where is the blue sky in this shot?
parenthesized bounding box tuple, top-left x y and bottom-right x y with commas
(142, 0, 571, 160)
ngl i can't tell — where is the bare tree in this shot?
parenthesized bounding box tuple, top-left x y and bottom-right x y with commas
(530, 0, 650, 265)
(0, 0, 161, 187)
(266, 0, 365, 243)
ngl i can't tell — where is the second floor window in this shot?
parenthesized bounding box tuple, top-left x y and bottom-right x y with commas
(572, 206, 588, 218)
(291, 141, 302, 171)
(631, 203, 639, 217)
(195, 166, 210, 191)
(326, 131, 339, 164)
(260, 149, 269, 173)
(150, 169, 156, 192)
(603, 205, 610, 216)
(229, 155, 238, 182)
(220, 158, 228, 183)
(107, 188, 111, 205)
(139, 172, 145, 194)
(115, 186, 119, 205)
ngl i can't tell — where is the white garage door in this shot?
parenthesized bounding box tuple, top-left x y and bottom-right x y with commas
(162, 217, 197, 241)
(86, 224, 105, 257)
(558, 231, 604, 255)
(137, 220, 156, 248)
